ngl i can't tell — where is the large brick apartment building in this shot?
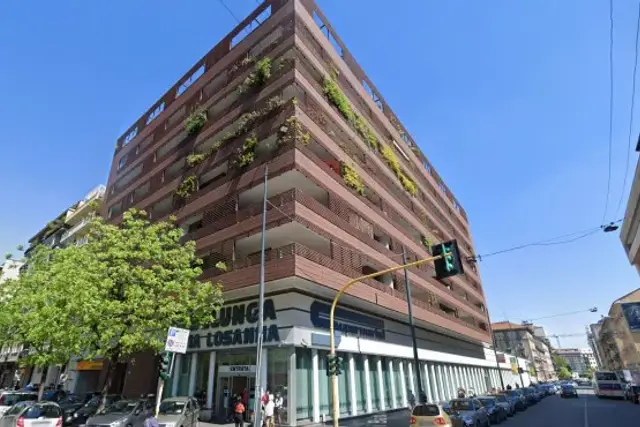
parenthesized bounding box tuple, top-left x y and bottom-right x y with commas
(102, 0, 505, 424)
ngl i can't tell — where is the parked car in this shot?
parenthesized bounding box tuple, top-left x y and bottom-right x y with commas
(67, 395, 124, 427)
(448, 398, 490, 427)
(0, 392, 38, 417)
(521, 387, 539, 405)
(560, 384, 579, 398)
(157, 397, 200, 427)
(490, 393, 515, 416)
(624, 384, 640, 403)
(476, 396, 506, 424)
(0, 401, 62, 427)
(499, 390, 525, 411)
(85, 399, 154, 427)
(409, 403, 454, 427)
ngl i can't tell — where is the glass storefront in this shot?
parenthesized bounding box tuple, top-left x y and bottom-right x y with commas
(267, 348, 289, 425)
(169, 346, 507, 426)
(295, 349, 313, 421)
(393, 360, 403, 407)
(381, 357, 392, 409)
(353, 355, 366, 412)
(370, 357, 381, 411)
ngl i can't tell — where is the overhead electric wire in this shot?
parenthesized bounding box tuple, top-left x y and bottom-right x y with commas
(217, 0, 242, 23)
(613, 2, 640, 220)
(602, 0, 616, 224)
(471, 219, 622, 262)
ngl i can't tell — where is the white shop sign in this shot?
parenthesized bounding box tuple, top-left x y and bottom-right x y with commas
(218, 365, 257, 374)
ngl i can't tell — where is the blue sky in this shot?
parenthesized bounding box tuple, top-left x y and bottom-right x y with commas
(1, 0, 638, 348)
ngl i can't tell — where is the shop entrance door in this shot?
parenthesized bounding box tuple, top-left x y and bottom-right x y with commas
(215, 371, 256, 421)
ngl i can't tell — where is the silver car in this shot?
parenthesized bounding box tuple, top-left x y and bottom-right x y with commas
(85, 400, 153, 427)
(0, 393, 39, 417)
(0, 401, 63, 427)
(157, 397, 199, 427)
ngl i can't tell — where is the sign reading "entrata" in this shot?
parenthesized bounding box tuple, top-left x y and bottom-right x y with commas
(310, 301, 385, 340)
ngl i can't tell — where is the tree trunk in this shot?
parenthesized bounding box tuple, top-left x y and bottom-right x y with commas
(99, 352, 120, 411)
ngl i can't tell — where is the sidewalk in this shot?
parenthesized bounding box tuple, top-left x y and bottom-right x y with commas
(199, 409, 409, 427)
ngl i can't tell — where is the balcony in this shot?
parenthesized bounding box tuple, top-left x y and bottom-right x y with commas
(184, 170, 487, 319)
(60, 217, 92, 243)
(64, 185, 105, 225)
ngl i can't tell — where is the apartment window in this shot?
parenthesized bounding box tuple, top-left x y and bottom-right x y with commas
(199, 162, 229, 190)
(230, 5, 272, 48)
(107, 202, 123, 220)
(117, 155, 128, 171)
(123, 126, 138, 146)
(133, 182, 151, 202)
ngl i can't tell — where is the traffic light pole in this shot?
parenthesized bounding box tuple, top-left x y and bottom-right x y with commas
(401, 247, 426, 404)
(329, 253, 449, 427)
(155, 352, 175, 416)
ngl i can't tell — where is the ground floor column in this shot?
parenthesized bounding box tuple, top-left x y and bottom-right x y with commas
(388, 359, 397, 409)
(171, 354, 182, 396)
(398, 361, 408, 406)
(311, 349, 320, 423)
(206, 351, 216, 409)
(363, 356, 373, 413)
(348, 354, 357, 416)
(377, 358, 385, 411)
(188, 353, 198, 396)
(428, 363, 437, 402)
(407, 362, 416, 398)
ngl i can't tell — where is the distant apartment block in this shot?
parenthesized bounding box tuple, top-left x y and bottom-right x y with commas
(554, 348, 597, 376)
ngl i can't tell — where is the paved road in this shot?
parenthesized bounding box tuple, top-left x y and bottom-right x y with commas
(204, 389, 638, 426)
(331, 388, 639, 427)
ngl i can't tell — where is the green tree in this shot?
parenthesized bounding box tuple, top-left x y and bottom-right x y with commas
(0, 209, 225, 400)
(557, 366, 572, 380)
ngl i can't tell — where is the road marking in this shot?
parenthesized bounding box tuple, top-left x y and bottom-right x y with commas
(583, 396, 589, 427)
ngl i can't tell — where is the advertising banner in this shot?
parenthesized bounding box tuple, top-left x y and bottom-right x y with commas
(510, 357, 518, 374)
(621, 302, 640, 332)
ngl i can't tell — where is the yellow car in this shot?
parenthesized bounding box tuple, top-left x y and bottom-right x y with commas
(409, 403, 454, 426)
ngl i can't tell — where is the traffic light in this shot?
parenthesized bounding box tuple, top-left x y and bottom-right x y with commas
(325, 354, 344, 376)
(159, 351, 172, 381)
(432, 239, 464, 280)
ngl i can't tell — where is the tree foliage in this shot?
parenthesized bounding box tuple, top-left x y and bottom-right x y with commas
(0, 209, 225, 394)
(557, 366, 572, 380)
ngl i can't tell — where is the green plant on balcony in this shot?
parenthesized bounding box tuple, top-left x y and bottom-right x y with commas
(323, 75, 377, 150)
(381, 145, 401, 175)
(278, 116, 310, 146)
(340, 162, 365, 195)
(421, 234, 432, 251)
(237, 133, 259, 168)
(184, 107, 208, 136)
(186, 153, 207, 168)
(175, 175, 198, 199)
(238, 57, 272, 94)
(381, 144, 417, 196)
(399, 172, 417, 196)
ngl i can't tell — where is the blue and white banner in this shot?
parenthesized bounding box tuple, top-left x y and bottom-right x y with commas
(621, 302, 640, 332)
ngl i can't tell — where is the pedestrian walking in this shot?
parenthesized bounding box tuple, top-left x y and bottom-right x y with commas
(262, 393, 275, 427)
(233, 397, 246, 427)
(273, 392, 284, 425)
(407, 389, 416, 410)
(143, 411, 159, 427)
(457, 387, 466, 398)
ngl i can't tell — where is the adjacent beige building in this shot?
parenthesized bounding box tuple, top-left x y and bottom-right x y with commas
(596, 289, 640, 372)
(492, 322, 556, 382)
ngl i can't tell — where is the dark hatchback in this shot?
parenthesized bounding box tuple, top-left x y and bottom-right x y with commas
(560, 384, 579, 398)
(64, 394, 124, 426)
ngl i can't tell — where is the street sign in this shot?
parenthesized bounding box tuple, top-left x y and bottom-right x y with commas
(164, 327, 190, 354)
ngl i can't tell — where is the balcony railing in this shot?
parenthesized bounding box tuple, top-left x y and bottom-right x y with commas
(189, 186, 487, 318)
(202, 241, 487, 334)
(60, 217, 92, 242)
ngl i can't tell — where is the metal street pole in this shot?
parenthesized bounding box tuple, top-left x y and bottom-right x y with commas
(329, 252, 450, 427)
(401, 246, 426, 404)
(252, 165, 268, 427)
